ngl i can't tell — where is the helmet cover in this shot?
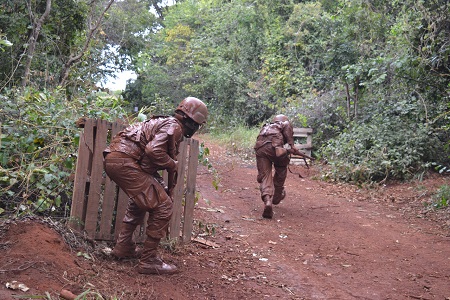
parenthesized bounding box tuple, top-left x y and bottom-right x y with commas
(176, 97, 208, 124)
(272, 114, 289, 123)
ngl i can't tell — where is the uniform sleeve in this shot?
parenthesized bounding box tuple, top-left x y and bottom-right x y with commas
(144, 122, 182, 171)
(281, 121, 295, 147)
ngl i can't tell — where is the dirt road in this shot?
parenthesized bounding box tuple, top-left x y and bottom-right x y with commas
(0, 135, 449, 299)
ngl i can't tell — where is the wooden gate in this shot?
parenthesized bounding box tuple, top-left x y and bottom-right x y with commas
(290, 128, 313, 165)
(68, 118, 199, 244)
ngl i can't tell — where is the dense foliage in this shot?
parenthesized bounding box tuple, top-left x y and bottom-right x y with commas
(0, 0, 449, 216)
(123, 0, 449, 183)
(0, 88, 128, 216)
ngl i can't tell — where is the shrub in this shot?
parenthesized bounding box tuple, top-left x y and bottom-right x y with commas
(0, 88, 128, 217)
(428, 184, 450, 209)
(321, 114, 438, 184)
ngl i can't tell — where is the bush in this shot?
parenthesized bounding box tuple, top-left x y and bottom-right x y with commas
(428, 185, 450, 209)
(209, 125, 259, 160)
(321, 114, 438, 184)
(0, 88, 128, 217)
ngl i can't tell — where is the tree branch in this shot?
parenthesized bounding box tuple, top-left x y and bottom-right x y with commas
(21, 0, 52, 87)
(59, 0, 115, 86)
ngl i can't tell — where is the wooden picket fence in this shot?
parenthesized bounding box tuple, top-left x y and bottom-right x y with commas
(68, 118, 199, 244)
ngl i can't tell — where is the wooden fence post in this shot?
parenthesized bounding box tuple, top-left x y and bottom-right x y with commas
(169, 140, 188, 240)
(83, 119, 108, 238)
(182, 139, 199, 243)
(69, 119, 94, 231)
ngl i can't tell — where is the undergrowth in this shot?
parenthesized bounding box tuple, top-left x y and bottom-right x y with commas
(0, 88, 129, 218)
(426, 184, 450, 209)
(208, 125, 259, 160)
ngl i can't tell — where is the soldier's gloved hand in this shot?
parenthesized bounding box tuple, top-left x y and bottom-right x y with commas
(289, 148, 303, 156)
(172, 160, 179, 172)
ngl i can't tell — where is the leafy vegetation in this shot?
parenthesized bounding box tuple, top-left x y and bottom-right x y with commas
(427, 184, 450, 209)
(123, 0, 449, 182)
(208, 125, 259, 160)
(0, 88, 128, 217)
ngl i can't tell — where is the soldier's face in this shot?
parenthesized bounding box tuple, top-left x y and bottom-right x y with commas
(183, 117, 200, 138)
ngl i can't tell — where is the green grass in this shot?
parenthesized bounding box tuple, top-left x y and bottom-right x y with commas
(208, 125, 259, 159)
(430, 184, 450, 209)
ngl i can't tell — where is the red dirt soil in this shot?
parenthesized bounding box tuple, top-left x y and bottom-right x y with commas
(1, 134, 449, 300)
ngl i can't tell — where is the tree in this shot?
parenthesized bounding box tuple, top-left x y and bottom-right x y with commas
(0, 0, 87, 89)
(126, 0, 270, 125)
(21, 0, 51, 87)
(59, 0, 115, 86)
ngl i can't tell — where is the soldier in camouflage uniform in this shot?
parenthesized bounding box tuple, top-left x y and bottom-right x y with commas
(254, 115, 297, 219)
(103, 97, 207, 275)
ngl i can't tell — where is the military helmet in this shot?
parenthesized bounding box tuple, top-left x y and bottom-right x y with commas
(176, 97, 208, 124)
(272, 114, 289, 123)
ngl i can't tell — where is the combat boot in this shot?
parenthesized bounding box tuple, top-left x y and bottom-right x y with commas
(262, 195, 273, 219)
(273, 188, 286, 205)
(111, 223, 140, 259)
(137, 238, 178, 275)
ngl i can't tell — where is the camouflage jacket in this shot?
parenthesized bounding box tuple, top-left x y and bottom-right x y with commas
(104, 116, 183, 173)
(254, 120, 294, 151)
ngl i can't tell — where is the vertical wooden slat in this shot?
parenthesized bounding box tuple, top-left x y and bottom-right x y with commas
(168, 139, 188, 240)
(182, 139, 199, 243)
(97, 121, 122, 240)
(135, 213, 149, 243)
(84, 119, 109, 238)
(114, 189, 129, 240)
(69, 119, 94, 231)
(306, 133, 313, 155)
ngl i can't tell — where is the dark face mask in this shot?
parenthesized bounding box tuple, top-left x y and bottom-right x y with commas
(183, 117, 200, 138)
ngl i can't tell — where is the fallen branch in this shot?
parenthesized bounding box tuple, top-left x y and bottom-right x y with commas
(60, 289, 78, 300)
(0, 261, 40, 273)
(192, 237, 220, 248)
(310, 205, 340, 209)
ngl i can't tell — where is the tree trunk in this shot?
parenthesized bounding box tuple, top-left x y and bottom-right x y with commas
(150, 0, 163, 19)
(354, 76, 359, 120)
(58, 0, 115, 87)
(21, 0, 52, 87)
(344, 81, 351, 119)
